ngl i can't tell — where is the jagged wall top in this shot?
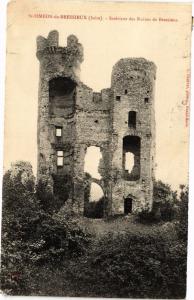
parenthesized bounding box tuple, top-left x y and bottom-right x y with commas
(36, 30, 84, 64)
(111, 58, 156, 88)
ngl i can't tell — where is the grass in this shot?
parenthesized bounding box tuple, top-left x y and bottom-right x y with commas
(80, 214, 178, 241)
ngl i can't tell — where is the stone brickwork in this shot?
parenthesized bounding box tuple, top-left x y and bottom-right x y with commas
(36, 31, 156, 216)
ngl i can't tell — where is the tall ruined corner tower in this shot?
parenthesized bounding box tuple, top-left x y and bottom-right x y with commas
(36, 30, 84, 212)
(110, 58, 156, 214)
(36, 31, 156, 216)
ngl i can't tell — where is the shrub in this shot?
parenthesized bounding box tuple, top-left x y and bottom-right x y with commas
(137, 205, 160, 224)
(1, 162, 187, 298)
(1, 161, 38, 295)
(1, 161, 91, 295)
(137, 181, 179, 224)
(84, 197, 104, 218)
(36, 179, 55, 214)
(27, 213, 91, 265)
(175, 185, 188, 242)
(36, 175, 73, 214)
(153, 180, 178, 221)
(68, 231, 187, 298)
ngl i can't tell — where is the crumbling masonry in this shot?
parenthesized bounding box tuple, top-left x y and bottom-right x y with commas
(36, 30, 156, 216)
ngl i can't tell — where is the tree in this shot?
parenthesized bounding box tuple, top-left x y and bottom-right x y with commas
(1, 161, 38, 294)
(1, 161, 91, 295)
(137, 180, 179, 223)
(176, 185, 188, 242)
(153, 180, 178, 221)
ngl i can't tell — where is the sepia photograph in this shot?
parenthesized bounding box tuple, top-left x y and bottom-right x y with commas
(0, 0, 192, 298)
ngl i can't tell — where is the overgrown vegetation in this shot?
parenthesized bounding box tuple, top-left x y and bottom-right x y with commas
(84, 197, 104, 218)
(67, 232, 187, 298)
(36, 174, 72, 214)
(176, 185, 188, 242)
(137, 180, 180, 223)
(1, 161, 91, 295)
(1, 161, 188, 298)
(83, 173, 104, 218)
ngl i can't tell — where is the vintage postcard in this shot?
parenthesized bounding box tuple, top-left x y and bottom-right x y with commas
(1, 0, 192, 298)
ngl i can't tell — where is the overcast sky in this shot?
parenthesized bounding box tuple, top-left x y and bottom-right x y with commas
(3, 0, 191, 191)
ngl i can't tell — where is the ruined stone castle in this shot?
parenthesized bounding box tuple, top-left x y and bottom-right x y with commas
(36, 30, 156, 217)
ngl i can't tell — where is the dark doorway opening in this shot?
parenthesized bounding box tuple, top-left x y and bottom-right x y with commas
(124, 198, 133, 214)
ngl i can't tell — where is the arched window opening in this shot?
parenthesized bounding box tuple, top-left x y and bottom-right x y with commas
(123, 135, 140, 181)
(90, 182, 104, 202)
(84, 146, 102, 180)
(128, 111, 136, 129)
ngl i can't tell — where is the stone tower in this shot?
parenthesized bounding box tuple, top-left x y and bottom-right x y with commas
(36, 30, 156, 216)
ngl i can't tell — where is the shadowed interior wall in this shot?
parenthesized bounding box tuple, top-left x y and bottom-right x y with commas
(49, 77, 76, 117)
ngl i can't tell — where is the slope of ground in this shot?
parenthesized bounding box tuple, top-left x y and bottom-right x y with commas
(28, 216, 183, 298)
(80, 214, 177, 240)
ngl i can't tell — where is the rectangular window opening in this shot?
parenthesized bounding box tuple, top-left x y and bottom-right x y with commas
(128, 111, 136, 129)
(144, 97, 149, 104)
(57, 150, 64, 167)
(116, 95, 121, 101)
(56, 127, 62, 137)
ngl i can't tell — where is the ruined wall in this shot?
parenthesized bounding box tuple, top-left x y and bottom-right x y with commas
(36, 31, 83, 205)
(110, 58, 156, 213)
(37, 31, 156, 216)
